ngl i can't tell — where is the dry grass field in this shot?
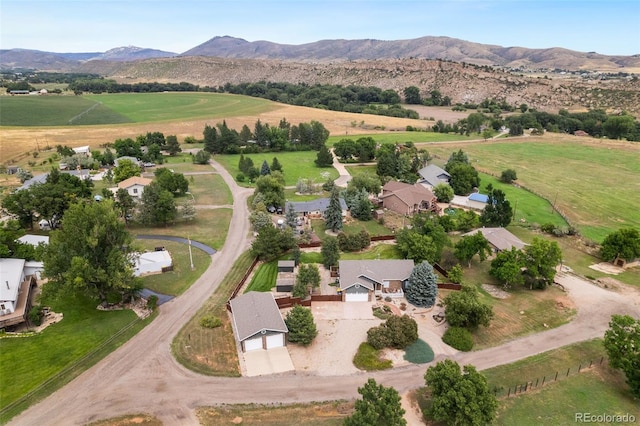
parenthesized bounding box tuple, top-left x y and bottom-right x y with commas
(0, 103, 432, 165)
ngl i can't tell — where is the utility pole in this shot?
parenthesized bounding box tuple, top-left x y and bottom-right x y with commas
(188, 236, 194, 270)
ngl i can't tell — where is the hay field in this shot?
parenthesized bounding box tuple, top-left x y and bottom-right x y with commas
(0, 99, 431, 164)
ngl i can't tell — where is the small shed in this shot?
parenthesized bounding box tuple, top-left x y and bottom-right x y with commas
(276, 278, 295, 293)
(278, 260, 295, 273)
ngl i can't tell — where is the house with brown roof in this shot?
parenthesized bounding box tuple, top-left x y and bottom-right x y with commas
(379, 181, 439, 216)
(115, 176, 152, 198)
(338, 259, 415, 302)
(229, 292, 289, 351)
(463, 227, 527, 252)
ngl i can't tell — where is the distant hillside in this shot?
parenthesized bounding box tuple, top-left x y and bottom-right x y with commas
(0, 46, 176, 70)
(182, 36, 640, 72)
(76, 56, 640, 116)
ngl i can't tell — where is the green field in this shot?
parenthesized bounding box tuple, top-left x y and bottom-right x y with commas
(0, 293, 152, 421)
(215, 151, 339, 187)
(0, 95, 131, 126)
(424, 139, 640, 242)
(327, 131, 473, 146)
(0, 92, 278, 126)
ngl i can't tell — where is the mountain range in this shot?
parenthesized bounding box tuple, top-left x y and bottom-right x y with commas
(2, 35, 639, 72)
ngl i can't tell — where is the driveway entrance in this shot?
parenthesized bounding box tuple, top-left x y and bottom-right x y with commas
(242, 347, 294, 377)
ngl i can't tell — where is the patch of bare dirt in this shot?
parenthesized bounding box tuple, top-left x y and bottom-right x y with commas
(482, 284, 511, 299)
(589, 262, 624, 275)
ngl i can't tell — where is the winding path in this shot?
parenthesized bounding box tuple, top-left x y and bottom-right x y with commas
(10, 161, 640, 425)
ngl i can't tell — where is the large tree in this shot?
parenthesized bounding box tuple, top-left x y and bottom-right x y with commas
(600, 228, 640, 262)
(447, 163, 480, 195)
(154, 168, 189, 196)
(406, 261, 438, 308)
(315, 145, 334, 167)
(113, 159, 142, 184)
(43, 200, 141, 306)
(321, 236, 340, 269)
(114, 188, 135, 224)
(522, 237, 562, 289)
(433, 183, 454, 203)
(344, 378, 406, 426)
(403, 86, 421, 104)
(424, 360, 497, 426)
(137, 182, 177, 226)
(454, 232, 492, 267)
(254, 174, 285, 208)
(251, 225, 295, 261)
(604, 314, 640, 397)
(396, 229, 437, 264)
(165, 135, 181, 155)
(489, 247, 524, 288)
(284, 305, 318, 346)
(444, 285, 493, 329)
(480, 186, 513, 227)
(324, 187, 343, 232)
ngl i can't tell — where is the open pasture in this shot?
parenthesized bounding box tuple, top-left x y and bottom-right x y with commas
(423, 136, 640, 242)
(0, 95, 131, 126)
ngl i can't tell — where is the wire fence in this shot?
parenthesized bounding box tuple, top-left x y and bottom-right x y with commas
(493, 357, 607, 398)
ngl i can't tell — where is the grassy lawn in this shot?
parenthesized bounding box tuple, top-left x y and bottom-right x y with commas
(214, 151, 338, 187)
(197, 402, 352, 425)
(327, 131, 473, 146)
(284, 188, 330, 201)
(184, 173, 233, 206)
(352, 342, 393, 371)
(344, 165, 377, 175)
(423, 137, 640, 242)
(83, 92, 278, 123)
(244, 260, 278, 292)
(172, 251, 256, 376)
(130, 208, 232, 251)
(311, 218, 393, 242)
(478, 172, 567, 228)
(0, 293, 153, 422)
(137, 240, 212, 296)
(340, 243, 403, 260)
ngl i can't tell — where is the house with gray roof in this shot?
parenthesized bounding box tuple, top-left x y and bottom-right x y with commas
(418, 164, 451, 189)
(338, 259, 415, 302)
(229, 292, 288, 352)
(463, 227, 527, 252)
(284, 197, 348, 218)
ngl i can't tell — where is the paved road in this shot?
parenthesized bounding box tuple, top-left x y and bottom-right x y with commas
(11, 162, 640, 425)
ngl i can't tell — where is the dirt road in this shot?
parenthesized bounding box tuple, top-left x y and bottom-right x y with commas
(10, 166, 640, 425)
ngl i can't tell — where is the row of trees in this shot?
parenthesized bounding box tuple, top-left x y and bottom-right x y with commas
(203, 119, 330, 154)
(68, 79, 202, 94)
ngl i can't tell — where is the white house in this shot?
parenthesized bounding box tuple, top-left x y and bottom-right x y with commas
(132, 250, 173, 276)
(115, 176, 152, 198)
(0, 258, 38, 328)
(72, 145, 91, 157)
(17, 234, 49, 247)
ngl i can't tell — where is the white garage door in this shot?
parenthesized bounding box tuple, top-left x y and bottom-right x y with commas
(266, 333, 284, 349)
(243, 337, 263, 351)
(345, 291, 369, 302)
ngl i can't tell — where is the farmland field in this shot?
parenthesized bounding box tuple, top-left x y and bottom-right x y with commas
(422, 136, 640, 242)
(0, 96, 132, 126)
(0, 92, 278, 126)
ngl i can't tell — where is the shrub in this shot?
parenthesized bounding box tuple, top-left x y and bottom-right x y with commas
(367, 326, 392, 350)
(236, 172, 246, 182)
(442, 326, 474, 351)
(146, 295, 158, 310)
(200, 315, 223, 328)
(403, 338, 435, 364)
(367, 315, 418, 350)
(28, 305, 42, 326)
(500, 169, 517, 184)
(540, 223, 557, 234)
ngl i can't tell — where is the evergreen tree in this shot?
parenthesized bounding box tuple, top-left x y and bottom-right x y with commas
(165, 135, 181, 155)
(270, 157, 283, 172)
(260, 160, 271, 175)
(315, 144, 334, 167)
(285, 203, 298, 228)
(284, 305, 318, 345)
(203, 124, 217, 153)
(324, 187, 343, 232)
(406, 261, 438, 308)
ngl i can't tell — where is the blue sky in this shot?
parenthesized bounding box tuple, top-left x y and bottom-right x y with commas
(2, 0, 639, 55)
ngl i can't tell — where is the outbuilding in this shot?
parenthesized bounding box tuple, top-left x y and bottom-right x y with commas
(229, 292, 288, 352)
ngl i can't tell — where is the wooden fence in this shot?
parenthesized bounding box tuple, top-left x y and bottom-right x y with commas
(274, 294, 342, 309)
(437, 283, 462, 290)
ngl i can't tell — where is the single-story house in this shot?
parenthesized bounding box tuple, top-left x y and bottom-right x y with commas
(17, 234, 49, 247)
(72, 145, 91, 157)
(0, 258, 38, 328)
(338, 259, 415, 302)
(115, 176, 152, 198)
(229, 291, 288, 352)
(284, 198, 348, 218)
(18, 169, 92, 191)
(379, 181, 439, 216)
(132, 250, 173, 276)
(417, 164, 451, 189)
(463, 227, 527, 252)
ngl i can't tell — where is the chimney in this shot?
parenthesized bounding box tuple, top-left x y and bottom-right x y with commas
(5, 281, 9, 290)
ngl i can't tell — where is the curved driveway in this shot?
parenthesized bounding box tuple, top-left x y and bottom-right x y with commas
(11, 160, 640, 425)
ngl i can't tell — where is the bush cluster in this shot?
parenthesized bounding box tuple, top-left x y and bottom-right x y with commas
(337, 230, 371, 252)
(367, 315, 418, 350)
(199, 315, 223, 329)
(442, 326, 474, 351)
